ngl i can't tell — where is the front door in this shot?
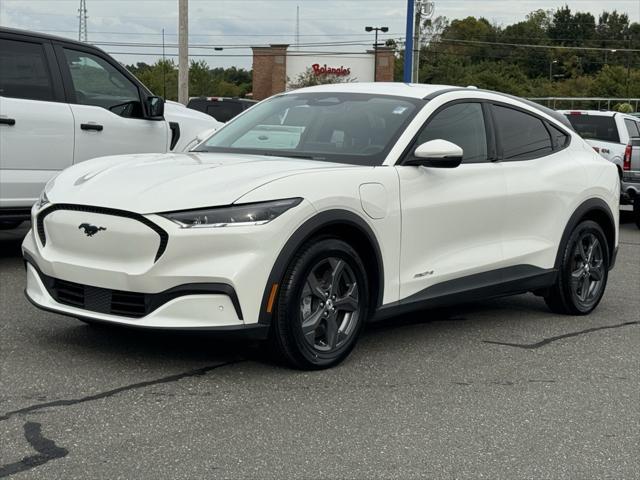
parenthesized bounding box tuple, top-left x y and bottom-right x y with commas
(396, 101, 506, 301)
(57, 45, 168, 163)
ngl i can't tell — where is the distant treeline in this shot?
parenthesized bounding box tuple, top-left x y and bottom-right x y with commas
(392, 6, 640, 100)
(126, 60, 252, 101)
(126, 5, 640, 103)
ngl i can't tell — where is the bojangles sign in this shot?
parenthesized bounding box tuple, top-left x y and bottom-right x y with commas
(311, 64, 351, 76)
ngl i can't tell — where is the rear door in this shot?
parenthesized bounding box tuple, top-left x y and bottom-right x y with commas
(0, 34, 74, 208)
(55, 43, 168, 163)
(493, 103, 576, 270)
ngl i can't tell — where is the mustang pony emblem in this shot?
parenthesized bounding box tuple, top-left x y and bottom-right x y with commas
(78, 223, 106, 237)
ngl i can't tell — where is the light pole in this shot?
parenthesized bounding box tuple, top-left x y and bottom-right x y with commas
(624, 31, 632, 98)
(549, 59, 558, 82)
(366, 26, 389, 82)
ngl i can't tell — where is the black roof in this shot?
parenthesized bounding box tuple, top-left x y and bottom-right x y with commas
(0, 26, 104, 51)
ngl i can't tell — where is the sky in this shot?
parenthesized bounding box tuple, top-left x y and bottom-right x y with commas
(1, 0, 639, 69)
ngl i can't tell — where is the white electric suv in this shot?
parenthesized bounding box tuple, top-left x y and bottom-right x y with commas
(23, 83, 620, 369)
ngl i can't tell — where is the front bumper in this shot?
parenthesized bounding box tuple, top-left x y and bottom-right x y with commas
(22, 200, 316, 331)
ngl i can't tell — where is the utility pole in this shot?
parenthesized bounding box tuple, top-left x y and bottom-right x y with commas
(412, 2, 421, 83)
(295, 5, 300, 50)
(162, 28, 166, 98)
(403, 0, 414, 83)
(178, 0, 189, 105)
(412, 1, 435, 83)
(78, 0, 88, 42)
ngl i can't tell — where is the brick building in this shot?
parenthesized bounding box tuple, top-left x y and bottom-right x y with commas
(251, 44, 395, 101)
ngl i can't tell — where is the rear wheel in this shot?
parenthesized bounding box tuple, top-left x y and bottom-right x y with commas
(545, 220, 609, 315)
(634, 199, 640, 229)
(269, 238, 369, 370)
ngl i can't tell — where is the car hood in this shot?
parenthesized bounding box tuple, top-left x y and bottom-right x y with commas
(46, 152, 353, 213)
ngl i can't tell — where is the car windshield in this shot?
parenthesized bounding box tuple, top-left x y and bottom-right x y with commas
(195, 92, 423, 165)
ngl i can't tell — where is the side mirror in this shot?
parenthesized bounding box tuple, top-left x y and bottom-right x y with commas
(144, 96, 165, 120)
(404, 139, 463, 168)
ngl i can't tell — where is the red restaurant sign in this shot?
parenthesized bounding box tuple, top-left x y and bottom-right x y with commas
(311, 63, 351, 76)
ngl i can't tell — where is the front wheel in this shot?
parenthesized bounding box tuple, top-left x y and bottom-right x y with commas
(269, 238, 369, 370)
(544, 220, 609, 315)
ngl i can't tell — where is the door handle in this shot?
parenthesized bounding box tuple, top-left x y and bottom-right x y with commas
(0, 118, 16, 126)
(81, 123, 103, 132)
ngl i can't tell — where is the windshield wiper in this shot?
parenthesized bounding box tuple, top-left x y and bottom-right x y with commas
(262, 152, 323, 160)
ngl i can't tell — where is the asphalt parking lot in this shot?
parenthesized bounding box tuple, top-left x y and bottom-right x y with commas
(1, 215, 638, 480)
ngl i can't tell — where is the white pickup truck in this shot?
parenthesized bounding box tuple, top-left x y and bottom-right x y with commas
(561, 110, 639, 196)
(561, 110, 640, 228)
(0, 27, 220, 228)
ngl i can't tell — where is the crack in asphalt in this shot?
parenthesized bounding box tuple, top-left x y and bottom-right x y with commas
(0, 360, 242, 423)
(0, 422, 68, 478)
(483, 321, 639, 349)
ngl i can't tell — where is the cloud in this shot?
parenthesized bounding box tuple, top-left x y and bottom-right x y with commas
(1, 0, 638, 69)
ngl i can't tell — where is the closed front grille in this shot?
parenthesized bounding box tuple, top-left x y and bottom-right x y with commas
(36, 204, 169, 262)
(50, 278, 148, 318)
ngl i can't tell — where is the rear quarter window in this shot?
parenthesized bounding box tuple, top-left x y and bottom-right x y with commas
(565, 114, 620, 143)
(624, 118, 640, 138)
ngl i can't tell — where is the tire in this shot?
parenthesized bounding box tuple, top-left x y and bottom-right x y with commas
(268, 237, 369, 370)
(634, 199, 640, 230)
(544, 220, 609, 315)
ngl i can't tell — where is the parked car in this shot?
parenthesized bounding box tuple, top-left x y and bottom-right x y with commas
(187, 97, 257, 122)
(0, 27, 220, 229)
(560, 110, 640, 201)
(23, 83, 619, 369)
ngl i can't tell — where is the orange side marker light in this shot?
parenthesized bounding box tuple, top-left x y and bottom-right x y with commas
(266, 283, 279, 313)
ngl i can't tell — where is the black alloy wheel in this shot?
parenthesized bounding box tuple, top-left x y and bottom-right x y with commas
(269, 238, 369, 369)
(545, 220, 609, 315)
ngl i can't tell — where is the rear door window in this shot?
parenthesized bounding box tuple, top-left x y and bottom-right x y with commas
(492, 105, 553, 160)
(565, 114, 620, 143)
(0, 38, 54, 101)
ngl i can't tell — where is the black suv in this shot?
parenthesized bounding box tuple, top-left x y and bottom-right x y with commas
(187, 97, 256, 123)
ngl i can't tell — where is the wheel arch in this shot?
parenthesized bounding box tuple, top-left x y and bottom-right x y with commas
(258, 209, 384, 325)
(555, 198, 616, 270)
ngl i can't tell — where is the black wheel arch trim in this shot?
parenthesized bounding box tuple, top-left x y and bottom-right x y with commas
(554, 198, 617, 271)
(258, 209, 385, 325)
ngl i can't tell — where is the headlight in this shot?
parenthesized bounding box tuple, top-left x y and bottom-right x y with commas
(35, 190, 50, 210)
(161, 198, 302, 228)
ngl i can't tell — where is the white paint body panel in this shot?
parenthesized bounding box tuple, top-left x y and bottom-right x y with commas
(0, 96, 74, 207)
(0, 98, 219, 208)
(23, 84, 620, 329)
